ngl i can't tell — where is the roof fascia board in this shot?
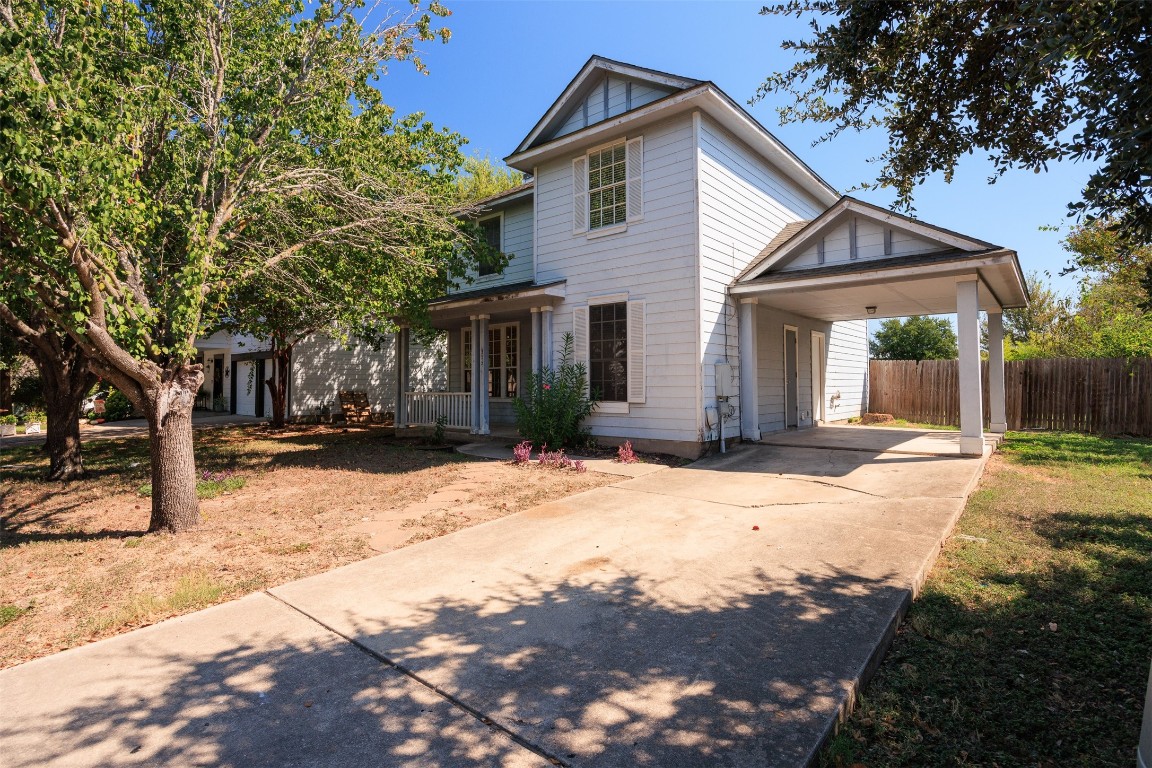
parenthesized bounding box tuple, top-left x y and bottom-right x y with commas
(430, 282, 567, 313)
(506, 86, 840, 208)
(730, 250, 1024, 303)
(513, 56, 700, 156)
(474, 186, 534, 212)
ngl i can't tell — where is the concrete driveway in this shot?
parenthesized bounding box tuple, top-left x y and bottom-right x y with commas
(0, 429, 989, 767)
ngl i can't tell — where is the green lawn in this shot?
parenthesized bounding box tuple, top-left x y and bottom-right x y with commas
(823, 431, 1152, 767)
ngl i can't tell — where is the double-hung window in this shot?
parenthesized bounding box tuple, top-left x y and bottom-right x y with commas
(572, 298, 646, 409)
(588, 144, 627, 230)
(589, 302, 628, 401)
(477, 216, 501, 277)
(572, 136, 643, 235)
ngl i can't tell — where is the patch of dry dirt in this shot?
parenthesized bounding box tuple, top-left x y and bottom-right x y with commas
(0, 427, 616, 669)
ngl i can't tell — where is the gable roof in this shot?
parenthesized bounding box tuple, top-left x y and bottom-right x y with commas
(736, 196, 999, 282)
(512, 56, 702, 156)
(505, 57, 839, 207)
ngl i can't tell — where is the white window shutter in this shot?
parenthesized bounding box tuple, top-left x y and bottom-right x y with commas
(572, 156, 588, 234)
(627, 300, 645, 403)
(626, 136, 643, 222)
(573, 306, 589, 397)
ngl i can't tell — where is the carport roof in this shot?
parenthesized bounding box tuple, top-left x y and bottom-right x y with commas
(730, 248, 1027, 321)
(731, 197, 1028, 320)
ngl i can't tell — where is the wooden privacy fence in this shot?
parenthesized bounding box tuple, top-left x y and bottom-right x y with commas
(868, 358, 1152, 437)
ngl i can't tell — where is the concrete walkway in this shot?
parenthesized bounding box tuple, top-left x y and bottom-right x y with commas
(0, 435, 990, 767)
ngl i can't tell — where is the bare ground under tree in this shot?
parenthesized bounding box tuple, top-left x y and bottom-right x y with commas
(0, 425, 617, 669)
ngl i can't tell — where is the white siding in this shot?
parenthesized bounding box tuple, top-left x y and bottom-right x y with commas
(782, 220, 949, 271)
(549, 76, 676, 141)
(696, 114, 826, 439)
(536, 114, 700, 444)
(754, 307, 832, 433)
(289, 333, 445, 419)
(448, 201, 534, 295)
(825, 319, 868, 421)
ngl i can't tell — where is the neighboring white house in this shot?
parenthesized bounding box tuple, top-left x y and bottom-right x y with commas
(193, 331, 445, 420)
(402, 56, 1029, 458)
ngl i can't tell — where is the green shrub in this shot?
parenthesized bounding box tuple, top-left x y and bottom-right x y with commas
(513, 333, 596, 449)
(0, 415, 17, 425)
(23, 410, 45, 424)
(103, 390, 134, 421)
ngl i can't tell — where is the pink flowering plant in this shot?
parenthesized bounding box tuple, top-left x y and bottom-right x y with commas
(616, 440, 639, 464)
(513, 333, 596, 449)
(512, 440, 533, 465)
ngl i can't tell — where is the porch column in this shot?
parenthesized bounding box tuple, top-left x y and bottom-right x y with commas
(956, 277, 984, 455)
(469, 316, 481, 434)
(738, 299, 761, 441)
(394, 325, 410, 429)
(540, 306, 554, 369)
(987, 310, 1007, 433)
(530, 307, 542, 376)
(476, 314, 490, 435)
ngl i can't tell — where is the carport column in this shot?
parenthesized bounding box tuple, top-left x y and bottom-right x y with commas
(956, 277, 985, 455)
(530, 307, 542, 376)
(476, 314, 490, 435)
(540, 306, 554, 369)
(738, 298, 761, 441)
(394, 325, 410, 429)
(987, 310, 1007, 433)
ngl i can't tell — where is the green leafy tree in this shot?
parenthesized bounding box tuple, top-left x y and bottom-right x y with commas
(756, 1, 1152, 282)
(0, 298, 97, 479)
(0, 0, 458, 532)
(870, 316, 957, 361)
(215, 112, 482, 429)
(454, 154, 526, 204)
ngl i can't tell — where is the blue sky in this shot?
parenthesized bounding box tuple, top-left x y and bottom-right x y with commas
(380, 0, 1093, 297)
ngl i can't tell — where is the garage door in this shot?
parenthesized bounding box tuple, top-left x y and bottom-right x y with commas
(234, 361, 259, 416)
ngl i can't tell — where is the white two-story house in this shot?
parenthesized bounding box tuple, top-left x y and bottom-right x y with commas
(393, 57, 1029, 458)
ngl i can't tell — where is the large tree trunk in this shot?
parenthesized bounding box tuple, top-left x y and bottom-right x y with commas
(41, 366, 95, 481)
(143, 366, 203, 533)
(17, 321, 97, 481)
(267, 343, 292, 429)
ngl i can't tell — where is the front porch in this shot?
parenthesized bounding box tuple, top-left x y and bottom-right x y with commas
(393, 280, 566, 435)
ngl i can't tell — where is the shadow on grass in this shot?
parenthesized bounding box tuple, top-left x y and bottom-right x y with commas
(0, 564, 908, 767)
(822, 482, 1152, 766)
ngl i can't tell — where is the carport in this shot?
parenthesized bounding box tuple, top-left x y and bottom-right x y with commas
(730, 197, 1030, 456)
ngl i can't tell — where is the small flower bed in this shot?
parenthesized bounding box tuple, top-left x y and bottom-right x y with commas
(510, 440, 585, 473)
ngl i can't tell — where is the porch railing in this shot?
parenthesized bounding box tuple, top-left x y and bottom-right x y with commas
(405, 392, 472, 429)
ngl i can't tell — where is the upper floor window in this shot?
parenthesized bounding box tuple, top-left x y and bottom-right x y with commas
(572, 136, 643, 235)
(478, 217, 501, 277)
(588, 144, 627, 230)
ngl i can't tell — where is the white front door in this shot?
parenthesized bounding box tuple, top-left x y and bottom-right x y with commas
(811, 331, 826, 424)
(234, 361, 258, 416)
